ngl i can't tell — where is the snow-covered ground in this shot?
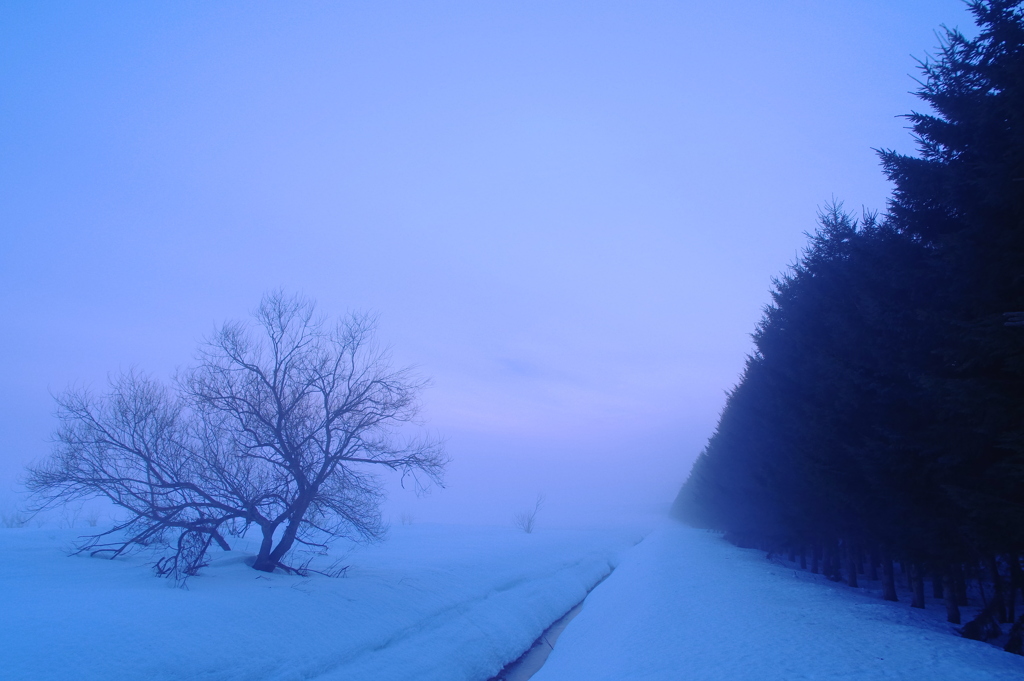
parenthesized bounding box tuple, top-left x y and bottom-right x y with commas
(9, 520, 1024, 681)
(533, 523, 1024, 681)
(0, 523, 640, 681)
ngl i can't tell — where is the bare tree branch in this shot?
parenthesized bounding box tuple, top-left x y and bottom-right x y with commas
(27, 292, 448, 582)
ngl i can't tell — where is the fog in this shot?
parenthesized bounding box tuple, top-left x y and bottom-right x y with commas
(0, 0, 971, 527)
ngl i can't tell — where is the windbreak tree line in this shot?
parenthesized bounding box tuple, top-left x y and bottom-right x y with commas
(674, 0, 1024, 647)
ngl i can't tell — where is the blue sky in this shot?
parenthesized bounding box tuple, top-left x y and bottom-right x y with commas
(0, 0, 973, 524)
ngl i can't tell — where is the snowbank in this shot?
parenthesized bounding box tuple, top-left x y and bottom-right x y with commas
(533, 523, 1024, 681)
(0, 524, 639, 681)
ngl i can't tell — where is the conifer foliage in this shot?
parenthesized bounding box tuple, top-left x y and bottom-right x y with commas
(675, 1, 1024, 644)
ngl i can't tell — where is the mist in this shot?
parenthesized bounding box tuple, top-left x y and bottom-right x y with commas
(1, 0, 973, 528)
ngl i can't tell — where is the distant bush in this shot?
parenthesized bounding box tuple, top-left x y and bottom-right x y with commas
(514, 494, 545, 534)
(1, 510, 28, 528)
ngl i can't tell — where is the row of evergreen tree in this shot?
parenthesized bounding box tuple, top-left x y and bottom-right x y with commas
(673, 0, 1024, 649)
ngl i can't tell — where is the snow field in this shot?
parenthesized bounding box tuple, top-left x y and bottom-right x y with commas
(0, 524, 640, 681)
(532, 523, 1024, 681)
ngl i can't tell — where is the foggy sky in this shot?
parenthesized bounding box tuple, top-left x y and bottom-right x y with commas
(1, 1, 972, 526)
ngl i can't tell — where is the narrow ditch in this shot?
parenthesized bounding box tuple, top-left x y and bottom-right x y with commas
(487, 567, 615, 681)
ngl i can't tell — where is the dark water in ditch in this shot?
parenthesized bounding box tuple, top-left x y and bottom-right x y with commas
(488, 599, 585, 681)
(488, 565, 615, 681)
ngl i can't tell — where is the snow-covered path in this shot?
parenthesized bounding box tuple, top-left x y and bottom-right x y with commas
(533, 524, 1024, 681)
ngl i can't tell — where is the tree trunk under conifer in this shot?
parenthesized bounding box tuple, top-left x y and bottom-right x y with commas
(988, 556, 1009, 623)
(911, 564, 926, 609)
(1005, 615, 1024, 655)
(1009, 556, 1021, 623)
(944, 573, 961, 624)
(954, 565, 968, 606)
(825, 542, 841, 582)
(882, 556, 898, 602)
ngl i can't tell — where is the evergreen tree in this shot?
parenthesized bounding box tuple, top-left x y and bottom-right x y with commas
(675, 0, 1024, 635)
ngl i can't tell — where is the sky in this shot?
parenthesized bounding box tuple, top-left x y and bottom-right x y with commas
(0, 0, 975, 526)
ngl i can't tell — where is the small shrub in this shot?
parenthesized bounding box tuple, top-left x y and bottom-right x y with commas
(513, 494, 545, 534)
(1, 511, 28, 528)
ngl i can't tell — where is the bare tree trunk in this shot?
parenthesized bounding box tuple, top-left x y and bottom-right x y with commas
(944, 572, 961, 624)
(882, 553, 898, 602)
(268, 518, 302, 567)
(253, 524, 280, 572)
(846, 546, 859, 588)
(911, 563, 926, 609)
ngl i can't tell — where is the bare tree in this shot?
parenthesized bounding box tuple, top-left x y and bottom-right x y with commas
(513, 494, 545, 534)
(28, 292, 447, 580)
